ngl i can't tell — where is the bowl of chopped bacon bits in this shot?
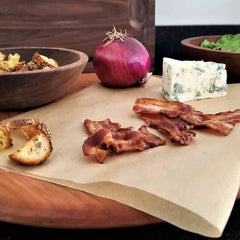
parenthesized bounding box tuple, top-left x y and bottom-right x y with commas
(0, 47, 88, 110)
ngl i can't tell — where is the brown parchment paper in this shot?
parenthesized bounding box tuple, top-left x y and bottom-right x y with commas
(0, 76, 239, 237)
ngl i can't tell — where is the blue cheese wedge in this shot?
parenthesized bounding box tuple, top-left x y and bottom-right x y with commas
(162, 58, 227, 102)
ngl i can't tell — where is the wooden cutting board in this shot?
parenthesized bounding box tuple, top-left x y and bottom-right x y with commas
(0, 73, 239, 229)
(0, 169, 162, 228)
(0, 73, 162, 228)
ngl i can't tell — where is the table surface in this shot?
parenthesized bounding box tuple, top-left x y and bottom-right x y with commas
(0, 73, 239, 240)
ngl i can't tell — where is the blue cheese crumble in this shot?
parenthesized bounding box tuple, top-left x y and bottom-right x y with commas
(162, 58, 227, 102)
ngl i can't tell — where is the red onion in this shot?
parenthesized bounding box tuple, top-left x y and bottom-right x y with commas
(93, 27, 151, 88)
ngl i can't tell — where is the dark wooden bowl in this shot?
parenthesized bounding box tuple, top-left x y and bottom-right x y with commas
(181, 35, 240, 83)
(0, 47, 88, 110)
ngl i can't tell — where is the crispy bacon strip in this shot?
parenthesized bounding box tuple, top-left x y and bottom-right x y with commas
(82, 128, 113, 163)
(112, 125, 166, 154)
(140, 113, 196, 145)
(206, 109, 240, 125)
(178, 111, 233, 136)
(82, 119, 166, 163)
(133, 98, 234, 136)
(133, 98, 193, 117)
(84, 118, 121, 135)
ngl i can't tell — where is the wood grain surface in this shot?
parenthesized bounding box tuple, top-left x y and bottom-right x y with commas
(0, 0, 155, 72)
(0, 73, 162, 228)
(0, 169, 162, 228)
(0, 73, 98, 121)
(0, 73, 239, 229)
(0, 47, 88, 110)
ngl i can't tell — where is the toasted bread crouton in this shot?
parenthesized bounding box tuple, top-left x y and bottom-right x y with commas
(0, 123, 12, 150)
(9, 132, 52, 165)
(11, 61, 26, 72)
(27, 61, 39, 70)
(0, 53, 25, 72)
(32, 52, 58, 69)
(7, 53, 22, 70)
(0, 52, 6, 61)
(21, 64, 30, 72)
(7, 53, 25, 71)
(6, 119, 51, 140)
(0, 61, 10, 72)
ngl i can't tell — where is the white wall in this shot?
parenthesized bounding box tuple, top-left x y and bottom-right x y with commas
(156, 0, 240, 26)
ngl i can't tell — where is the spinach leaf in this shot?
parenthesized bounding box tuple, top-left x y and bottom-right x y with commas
(200, 39, 217, 49)
(234, 33, 240, 39)
(221, 38, 240, 52)
(201, 33, 240, 52)
(216, 34, 234, 49)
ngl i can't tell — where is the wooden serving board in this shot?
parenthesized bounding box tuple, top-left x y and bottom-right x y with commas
(0, 169, 162, 228)
(0, 73, 239, 229)
(0, 73, 162, 228)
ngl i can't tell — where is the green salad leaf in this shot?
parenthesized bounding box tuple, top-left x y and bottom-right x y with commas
(200, 39, 217, 49)
(201, 33, 240, 52)
(234, 33, 240, 39)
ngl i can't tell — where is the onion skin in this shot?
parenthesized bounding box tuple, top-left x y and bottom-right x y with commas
(93, 36, 151, 88)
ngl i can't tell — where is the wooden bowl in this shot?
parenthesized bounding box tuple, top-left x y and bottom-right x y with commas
(181, 35, 240, 83)
(0, 47, 88, 110)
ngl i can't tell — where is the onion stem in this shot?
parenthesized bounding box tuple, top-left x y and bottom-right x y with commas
(103, 26, 128, 46)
